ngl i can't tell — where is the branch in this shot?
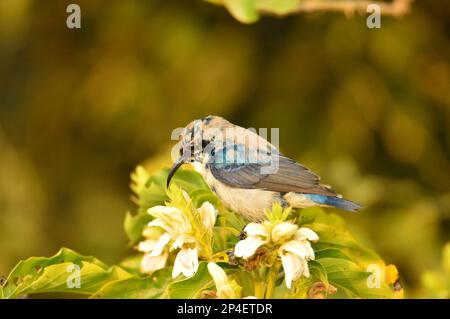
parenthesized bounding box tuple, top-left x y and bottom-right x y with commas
(266, 0, 413, 18)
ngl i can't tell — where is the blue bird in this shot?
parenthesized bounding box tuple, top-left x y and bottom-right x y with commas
(167, 115, 361, 221)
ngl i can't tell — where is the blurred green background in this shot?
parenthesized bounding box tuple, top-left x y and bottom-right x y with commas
(0, 0, 449, 297)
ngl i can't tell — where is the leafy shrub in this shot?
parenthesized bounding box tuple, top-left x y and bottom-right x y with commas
(0, 166, 402, 299)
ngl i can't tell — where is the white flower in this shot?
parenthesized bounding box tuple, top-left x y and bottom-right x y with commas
(234, 223, 269, 259)
(147, 206, 191, 235)
(171, 234, 200, 278)
(198, 201, 217, 232)
(295, 227, 319, 242)
(172, 234, 196, 249)
(208, 262, 228, 286)
(271, 222, 298, 243)
(207, 262, 241, 299)
(279, 243, 310, 288)
(149, 233, 171, 256)
(141, 251, 168, 274)
(138, 197, 217, 278)
(173, 247, 199, 278)
(278, 227, 318, 289)
(245, 223, 268, 237)
(233, 220, 319, 289)
(138, 229, 171, 274)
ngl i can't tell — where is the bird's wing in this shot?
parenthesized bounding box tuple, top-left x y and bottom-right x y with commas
(208, 146, 336, 196)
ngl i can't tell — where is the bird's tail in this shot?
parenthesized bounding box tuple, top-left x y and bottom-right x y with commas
(318, 196, 361, 212)
(284, 193, 361, 212)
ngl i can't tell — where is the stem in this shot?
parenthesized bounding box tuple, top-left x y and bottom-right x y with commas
(262, 0, 412, 18)
(253, 268, 266, 299)
(254, 281, 265, 299)
(264, 262, 281, 299)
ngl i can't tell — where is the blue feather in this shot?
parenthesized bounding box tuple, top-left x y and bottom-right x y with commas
(304, 194, 361, 212)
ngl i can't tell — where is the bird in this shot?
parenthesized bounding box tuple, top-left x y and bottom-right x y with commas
(167, 115, 361, 221)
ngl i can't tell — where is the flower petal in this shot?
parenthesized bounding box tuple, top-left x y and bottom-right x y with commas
(295, 227, 319, 242)
(301, 258, 310, 278)
(147, 205, 181, 218)
(140, 252, 168, 274)
(147, 206, 188, 234)
(234, 237, 266, 259)
(142, 226, 165, 240)
(280, 240, 315, 260)
(217, 285, 237, 299)
(207, 262, 228, 287)
(198, 201, 217, 232)
(137, 239, 157, 253)
(149, 232, 171, 256)
(182, 190, 192, 203)
(280, 252, 303, 289)
(271, 222, 298, 243)
(172, 234, 196, 250)
(147, 219, 174, 234)
(172, 248, 199, 278)
(244, 223, 268, 238)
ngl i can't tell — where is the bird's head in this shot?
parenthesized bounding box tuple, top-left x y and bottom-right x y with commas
(167, 115, 229, 188)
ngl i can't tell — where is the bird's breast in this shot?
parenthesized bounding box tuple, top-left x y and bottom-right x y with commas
(203, 169, 278, 221)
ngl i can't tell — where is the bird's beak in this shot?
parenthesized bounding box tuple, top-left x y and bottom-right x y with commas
(167, 157, 186, 188)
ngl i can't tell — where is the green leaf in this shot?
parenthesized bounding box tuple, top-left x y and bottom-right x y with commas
(167, 262, 214, 298)
(130, 166, 152, 195)
(218, 207, 247, 232)
(206, 0, 303, 23)
(317, 257, 394, 298)
(291, 276, 313, 299)
(300, 208, 382, 266)
(2, 248, 132, 299)
(234, 270, 256, 297)
(130, 166, 212, 213)
(126, 166, 214, 244)
(124, 211, 153, 244)
(119, 254, 143, 275)
(224, 0, 259, 24)
(309, 260, 328, 288)
(91, 268, 172, 299)
(190, 189, 219, 207)
(315, 248, 352, 261)
(298, 207, 393, 298)
(170, 169, 211, 191)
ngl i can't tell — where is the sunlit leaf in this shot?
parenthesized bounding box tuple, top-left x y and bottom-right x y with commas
(315, 248, 352, 261)
(309, 260, 328, 288)
(124, 211, 153, 244)
(190, 189, 219, 207)
(126, 166, 215, 244)
(91, 269, 172, 299)
(2, 248, 131, 299)
(317, 257, 394, 298)
(119, 254, 144, 275)
(223, 0, 259, 24)
(208, 0, 302, 23)
(167, 262, 214, 298)
(290, 276, 313, 299)
(299, 207, 382, 267)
